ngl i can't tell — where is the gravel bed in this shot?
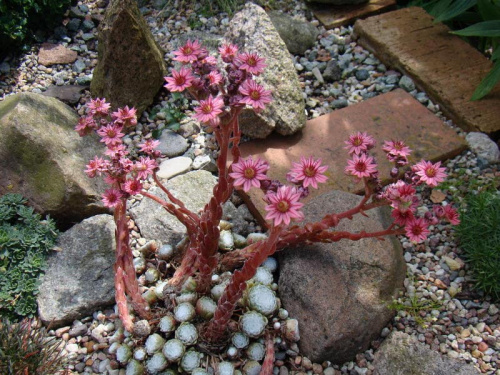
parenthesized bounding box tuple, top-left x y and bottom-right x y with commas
(1, 0, 499, 374)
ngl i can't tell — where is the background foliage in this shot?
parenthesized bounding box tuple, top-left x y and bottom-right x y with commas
(0, 194, 59, 320)
(0, 0, 72, 56)
(456, 191, 500, 300)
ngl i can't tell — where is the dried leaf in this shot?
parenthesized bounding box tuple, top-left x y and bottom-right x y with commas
(430, 189, 446, 203)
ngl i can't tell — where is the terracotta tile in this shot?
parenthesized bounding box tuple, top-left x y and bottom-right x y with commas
(354, 7, 500, 136)
(310, 0, 396, 29)
(237, 89, 467, 226)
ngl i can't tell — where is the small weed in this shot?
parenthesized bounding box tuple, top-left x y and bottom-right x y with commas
(151, 93, 188, 139)
(388, 293, 442, 327)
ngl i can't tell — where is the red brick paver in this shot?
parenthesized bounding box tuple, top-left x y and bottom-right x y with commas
(354, 7, 500, 136)
(237, 89, 467, 226)
(311, 0, 396, 29)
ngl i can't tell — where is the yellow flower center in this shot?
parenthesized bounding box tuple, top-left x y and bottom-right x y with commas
(304, 167, 315, 177)
(250, 90, 260, 100)
(277, 201, 289, 213)
(244, 168, 255, 179)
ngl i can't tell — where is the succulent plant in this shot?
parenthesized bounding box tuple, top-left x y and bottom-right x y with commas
(242, 360, 262, 375)
(159, 315, 176, 334)
(157, 244, 175, 261)
(133, 347, 147, 361)
(195, 296, 217, 319)
(180, 350, 202, 373)
(246, 342, 265, 361)
(247, 284, 277, 316)
(239, 311, 268, 338)
(174, 302, 196, 322)
(163, 338, 185, 362)
(175, 322, 198, 345)
(125, 359, 145, 375)
(219, 230, 234, 251)
(176, 292, 198, 305)
(231, 332, 249, 349)
(146, 352, 168, 374)
(218, 361, 235, 375)
(261, 257, 278, 272)
(252, 267, 273, 286)
(145, 268, 160, 283)
(116, 344, 133, 364)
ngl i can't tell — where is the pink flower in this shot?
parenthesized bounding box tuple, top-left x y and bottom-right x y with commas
(265, 186, 304, 226)
(203, 55, 218, 66)
(193, 95, 225, 124)
(85, 157, 109, 178)
(434, 205, 460, 225)
(219, 43, 239, 62)
(344, 132, 375, 155)
(229, 157, 270, 192)
(345, 154, 378, 179)
(105, 143, 129, 158)
(102, 188, 123, 208)
(413, 160, 447, 187)
(134, 156, 157, 180)
(123, 179, 143, 195)
(87, 98, 111, 117)
(75, 116, 97, 136)
(391, 208, 415, 226)
(235, 52, 266, 76)
(405, 217, 430, 243)
(112, 106, 137, 127)
(97, 123, 125, 145)
(207, 70, 223, 86)
(239, 79, 272, 111)
(173, 40, 202, 63)
(164, 67, 195, 92)
(382, 140, 411, 156)
(289, 156, 328, 189)
(139, 139, 160, 155)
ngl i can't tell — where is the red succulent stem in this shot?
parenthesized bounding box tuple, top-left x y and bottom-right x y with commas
(113, 198, 151, 331)
(203, 226, 282, 342)
(261, 332, 275, 375)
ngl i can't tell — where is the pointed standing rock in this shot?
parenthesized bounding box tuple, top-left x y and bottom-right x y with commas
(225, 3, 306, 138)
(91, 0, 167, 114)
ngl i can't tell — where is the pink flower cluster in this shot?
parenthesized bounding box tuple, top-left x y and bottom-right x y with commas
(76, 98, 160, 208)
(343, 132, 458, 242)
(164, 40, 272, 127)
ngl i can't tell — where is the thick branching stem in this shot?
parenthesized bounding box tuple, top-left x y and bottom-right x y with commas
(203, 227, 282, 342)
(261, 332, 275, 375)
(114, 198, 151, 331)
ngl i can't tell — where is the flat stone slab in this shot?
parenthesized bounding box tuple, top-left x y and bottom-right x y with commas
(310, 0, 396, 29)
(354, 7, 500, 136)
(237, 89, 466, 226)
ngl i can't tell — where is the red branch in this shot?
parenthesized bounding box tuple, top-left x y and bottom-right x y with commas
(261, 332, 275, 375)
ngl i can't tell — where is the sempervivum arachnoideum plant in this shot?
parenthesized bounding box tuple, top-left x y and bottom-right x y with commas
(76, 40, 461, 373)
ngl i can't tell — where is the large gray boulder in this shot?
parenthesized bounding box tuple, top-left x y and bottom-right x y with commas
(268, 11, 319, 55)
(37, 215, 116, 327)
(373, 332, 479, 375)
(91, 0, 167, 115)
(0, 93, 107, 226)
(278, 190, 406, 364)
(130, 170, 217, 245)
(225, 3, 306, 138)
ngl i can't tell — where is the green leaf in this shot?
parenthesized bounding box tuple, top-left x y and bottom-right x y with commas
(168, 122, 181, 131)
(152, 129, 163, 140)
(428, 0, 453, 17)
(492, 47, 500, 61)
(433, 0, 477, 22)
(471, 60, 500, 100)
(452, 20, 500, 37)
(171, 92, 183, 101)
(477, 0, 500, 21)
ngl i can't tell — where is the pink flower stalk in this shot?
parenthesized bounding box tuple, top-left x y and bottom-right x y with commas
(382, 140, 412, 158)
(194, 95, 225, 124)
(102, 188, 123, 208)
(344, 132, 375, 155)
(75, 116, 97, 136)
(139, 139, 161, 155)
(289, 156, 328, 189)
(134, 156, 157, 180)
(173, 40, 202, 63)
(164, 67, 195, 92)
(97, 123, 125, 146)
(229, 157, 270, 192)
(123, 179, 143, 195)
(219, 43, 239, 62)
(235, 52, 266, 75)
(112, 106, 137, 127)
(87, 98, 111, 117)
(405, 217, 430, 243)
(345, 154, 378, 179)
(265, 186, 304, 226)
(239, 79, 272, 111)
(391, 208, 415, 226)
(207, 70, 223, 86)
(413, 160, 447, 187)
(85, 157, 109, 178)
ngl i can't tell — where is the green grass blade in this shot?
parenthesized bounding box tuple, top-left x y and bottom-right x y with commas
(452, 20, 500, 37)
(471, 59, 500, 100)
(492, 46, 500, 61)
(434, 0, 477, 22)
